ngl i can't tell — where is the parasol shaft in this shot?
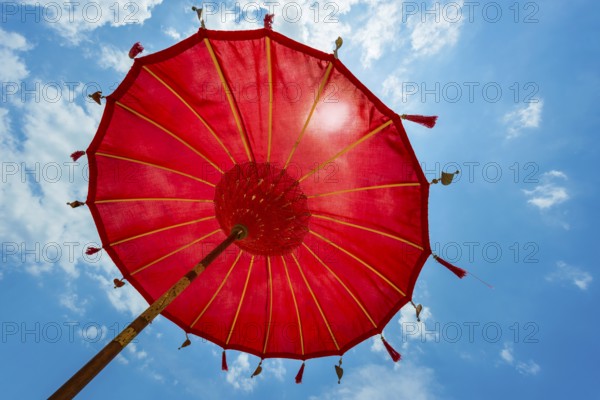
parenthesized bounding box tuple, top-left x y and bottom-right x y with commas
(49, 227, 245, 400)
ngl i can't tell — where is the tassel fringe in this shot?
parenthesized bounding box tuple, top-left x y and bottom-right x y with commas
(433, 255, 467, 278)
(264, 13, 274, 29)
(70, 151, 85, 161)
(66, 200, 85, 208)
(333, 36, 343, 59)
(178, 334, 191, 350)
(128, 42, 144, 59)
(251, 359, 263, 378)
(401, 114, 438, 128)
(381, 336, 401, 362)
(410, 300, 423, 322)
(89, 91, 103, 105)
(295, 362, 305, 384)
(113, 278, 125, 288)
(334, 358, 343, 384)
(85, 247, 101, 255)
(222, 350, 228, 371)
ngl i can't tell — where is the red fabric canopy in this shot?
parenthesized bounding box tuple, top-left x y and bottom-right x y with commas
(86, 27, 431, 361)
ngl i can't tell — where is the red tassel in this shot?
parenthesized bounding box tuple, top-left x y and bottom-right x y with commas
(85, 247, 101, 255)
(401, 114, 438, 128)
(295, 362, 305, 384)
(70, 150, 85, 161)
(89, 91, 103, 105)
(264, 13, 274, 29)
(381, 336, 401, 362)
(128, 42, 144, 59)
(434, 255, 467, 279)
(221, 350, 228, 371)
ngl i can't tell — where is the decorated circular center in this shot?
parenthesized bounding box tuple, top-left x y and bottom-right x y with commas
(214, 162, 311, 255)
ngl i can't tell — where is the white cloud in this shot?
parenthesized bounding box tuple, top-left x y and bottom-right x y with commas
(500, 343, 540, 376)
(0, 73, 150, 317)
(222, 353, 286, 391)
(266, 359, 287, 381)
(524, 184, 568, 210)
(523, 170, 569, 210)
(98, 45, 133, 74)
(0, 93, 99, 278)
(516, 360, 541, 376)
(504, 101, 544, 138)
(546, 261, 592, 291)
(78, 324, 107, 345)
(20, 1, 162, 44)
(225, 353, 257, 392)
(409, 1, 464, 57)
(398, 304, 435, 349)
(0, 28, 30, 82)
(310, 362, 440, 400)
(91, 274, 149, 317)
(59, 292, 88, 315)
(127, 343, 149, 360)
(500, 343, 515, 364)
(163, 27, 183, 41)
(353, 2, 403, 68)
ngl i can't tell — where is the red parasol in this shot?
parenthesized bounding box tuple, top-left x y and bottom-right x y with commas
(53, 12, 465, 399)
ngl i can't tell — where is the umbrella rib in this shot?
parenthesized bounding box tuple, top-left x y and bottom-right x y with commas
(262, 256, 274, 354)
(190, 250, 243, 329)
(281, 255, 305, 356)
(142, 66, 237, 166)
(115, 101, 223, 174)
(226, 256, 256, 345)
(309, 230, 407, 297)
(291, 253, 340, 351)
(283, 62, 334, 169)
(299, 119, 393, 183)
(307, 182, 420, 199)
(130, 229, 221, 276)
(204, 38, 254, 163)
(302, 243, 377, 329)
(95, 152, 215, 187)
(311, 213, 424, 251)
(95, 198, 213, 204)
(109, 216, 216, 247)
(266, 37, 273, 163)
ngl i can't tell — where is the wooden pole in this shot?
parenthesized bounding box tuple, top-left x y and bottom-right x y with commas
(49, 225, 247, 400)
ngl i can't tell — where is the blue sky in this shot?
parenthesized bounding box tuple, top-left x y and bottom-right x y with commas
(1, 0, 599, 398)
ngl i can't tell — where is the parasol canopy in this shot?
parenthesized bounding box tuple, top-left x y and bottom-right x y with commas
(53, 13, 466, 399)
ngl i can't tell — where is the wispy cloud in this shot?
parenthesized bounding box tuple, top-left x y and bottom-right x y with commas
(59, 292, 88, 315)
(353, 2, 403, 68)
(0, 28, 30, 82)
(98, 45, 134, 74)
(225, 353, 257, 392)
(500, 344, 514, 364)
(523, 170, 569, 210)
(504, 100, 544, 138)
(516, 360, 541, 376)
(409, 0, 464, 57)
(20, 1, 162, 44)
(500, 343, 540, 376)
(546, 261, 592, 291)
(311, 362, 440, 400)
(163, 27, 182, 41)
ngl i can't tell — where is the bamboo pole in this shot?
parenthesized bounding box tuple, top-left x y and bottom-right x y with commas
(49, 225, 247, 400)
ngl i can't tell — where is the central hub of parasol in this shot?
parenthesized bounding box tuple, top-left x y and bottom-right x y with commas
(214, 162, 311, 256)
